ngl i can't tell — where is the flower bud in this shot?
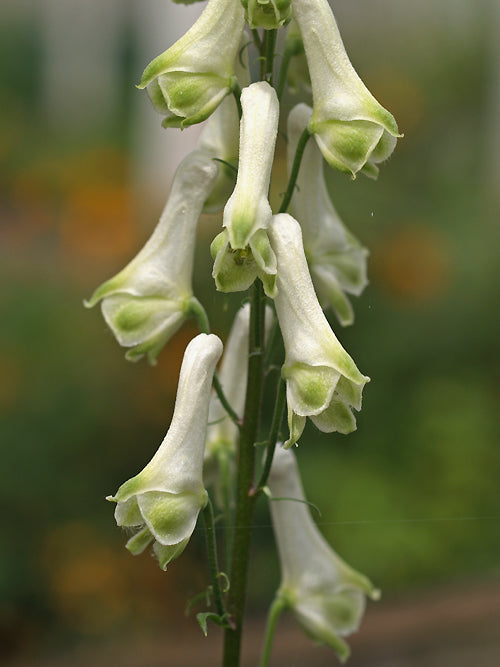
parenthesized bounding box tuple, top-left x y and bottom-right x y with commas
(212, 82, 279, 297)
(241, 0, 292, 30)
(291, 0, 400, 177)
(268, 447, 379, 661)
(268, 214, 369, 447)
(138, 0, 245, 128)
(108, 334, 223, 570)
(85, 152, 218, 364)
(287, 104, 368, 326)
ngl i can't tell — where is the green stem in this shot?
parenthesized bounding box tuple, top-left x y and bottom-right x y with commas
(222, 281, 265, 667)
(276, 42, 298, 101)
(265, 29, 277, 85)
(218, 451, 234, 572)
(251, 28, 262, 52)
(213, 373, 241, 427)
(255, 376, 286, 493)
(189, 296, 210, 333)
(278, 127, 311, 213)
(259, 596, 287, 667)
(232, 81, 243, 120)
(202, 500, 225, 618)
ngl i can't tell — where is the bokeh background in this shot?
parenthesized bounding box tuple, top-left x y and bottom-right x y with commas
(1, 0, 499, 665)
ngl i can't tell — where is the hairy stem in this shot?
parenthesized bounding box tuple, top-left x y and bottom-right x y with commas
(222, 280, 265, 666)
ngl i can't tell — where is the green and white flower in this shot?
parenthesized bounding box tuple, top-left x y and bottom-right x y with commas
(291, 0, 400, 177)
(268, 213, 369, 447)
(138, 0, 245, 128)
(107, 333, 223, 570)
(85, 152, 218, 364)
(287, 103, 368, 326)
(212, 81, 279, 297)
(268, 447, 379, 662)
(241, 0, 292, 30)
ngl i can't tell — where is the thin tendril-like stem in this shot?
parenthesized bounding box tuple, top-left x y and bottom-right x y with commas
(255, 375, 286, 493)
(265, 29, 277, 85)
(279, 127, 311, 213)
(232, 81, 243, 119)
(213, 373, 241, 427)
(259, 596, 287, 667)
(202, 500, 226, 618)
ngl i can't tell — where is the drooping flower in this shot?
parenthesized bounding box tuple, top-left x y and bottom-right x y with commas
(107, 333, 223, 570)
(138, 0, 245, 128)
(212, 81, 279, 297)
(287, 103, 368, 326)
(268, 213, 369, 447)
(241, 0, 292, 30)
(291, 0, 400, 177)
(85, 152, 218, 364)
(268, 447, 379, 662)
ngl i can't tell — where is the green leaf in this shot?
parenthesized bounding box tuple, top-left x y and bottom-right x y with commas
(196, 612, 233, 636)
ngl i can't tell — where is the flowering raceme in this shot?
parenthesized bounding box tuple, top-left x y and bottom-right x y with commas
(85, 152, 218, 364)
(138, 0, 245, 128)
(268, 213, 369, 447)
(211, 81, 279, 297)
(292, 0, 400, 177)
(107, 334, 223, 570)
(287, 103, 368, 326)
(268, 447, 379, 662)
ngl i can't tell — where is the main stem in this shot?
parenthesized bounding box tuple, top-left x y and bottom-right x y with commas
(222, 281, 265, 666)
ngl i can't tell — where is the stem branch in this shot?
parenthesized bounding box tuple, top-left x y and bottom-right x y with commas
(279, 127, 311, 213)
(202, 500, 225, 618)
(259, 596, 287, 667)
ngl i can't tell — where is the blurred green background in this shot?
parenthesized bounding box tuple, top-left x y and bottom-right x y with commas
(1, 0, 499, 665)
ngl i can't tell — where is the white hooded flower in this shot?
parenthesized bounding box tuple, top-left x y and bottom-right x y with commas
(138, 0, 245, 128)
(212, 81, 279, 297)
(287, 103, 368, 326)
(268, 213, 369, 447)
(268, 447, 379, 662)
(85, 152, 218, 364)
(291, 0, 400, 177)
(107, 333, 223, 570)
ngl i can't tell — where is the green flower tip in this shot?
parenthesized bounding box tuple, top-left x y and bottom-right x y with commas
(241, 0, 292, 29)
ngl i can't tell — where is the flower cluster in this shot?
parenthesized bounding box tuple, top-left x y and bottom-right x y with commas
(87, 0, 399, 660)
